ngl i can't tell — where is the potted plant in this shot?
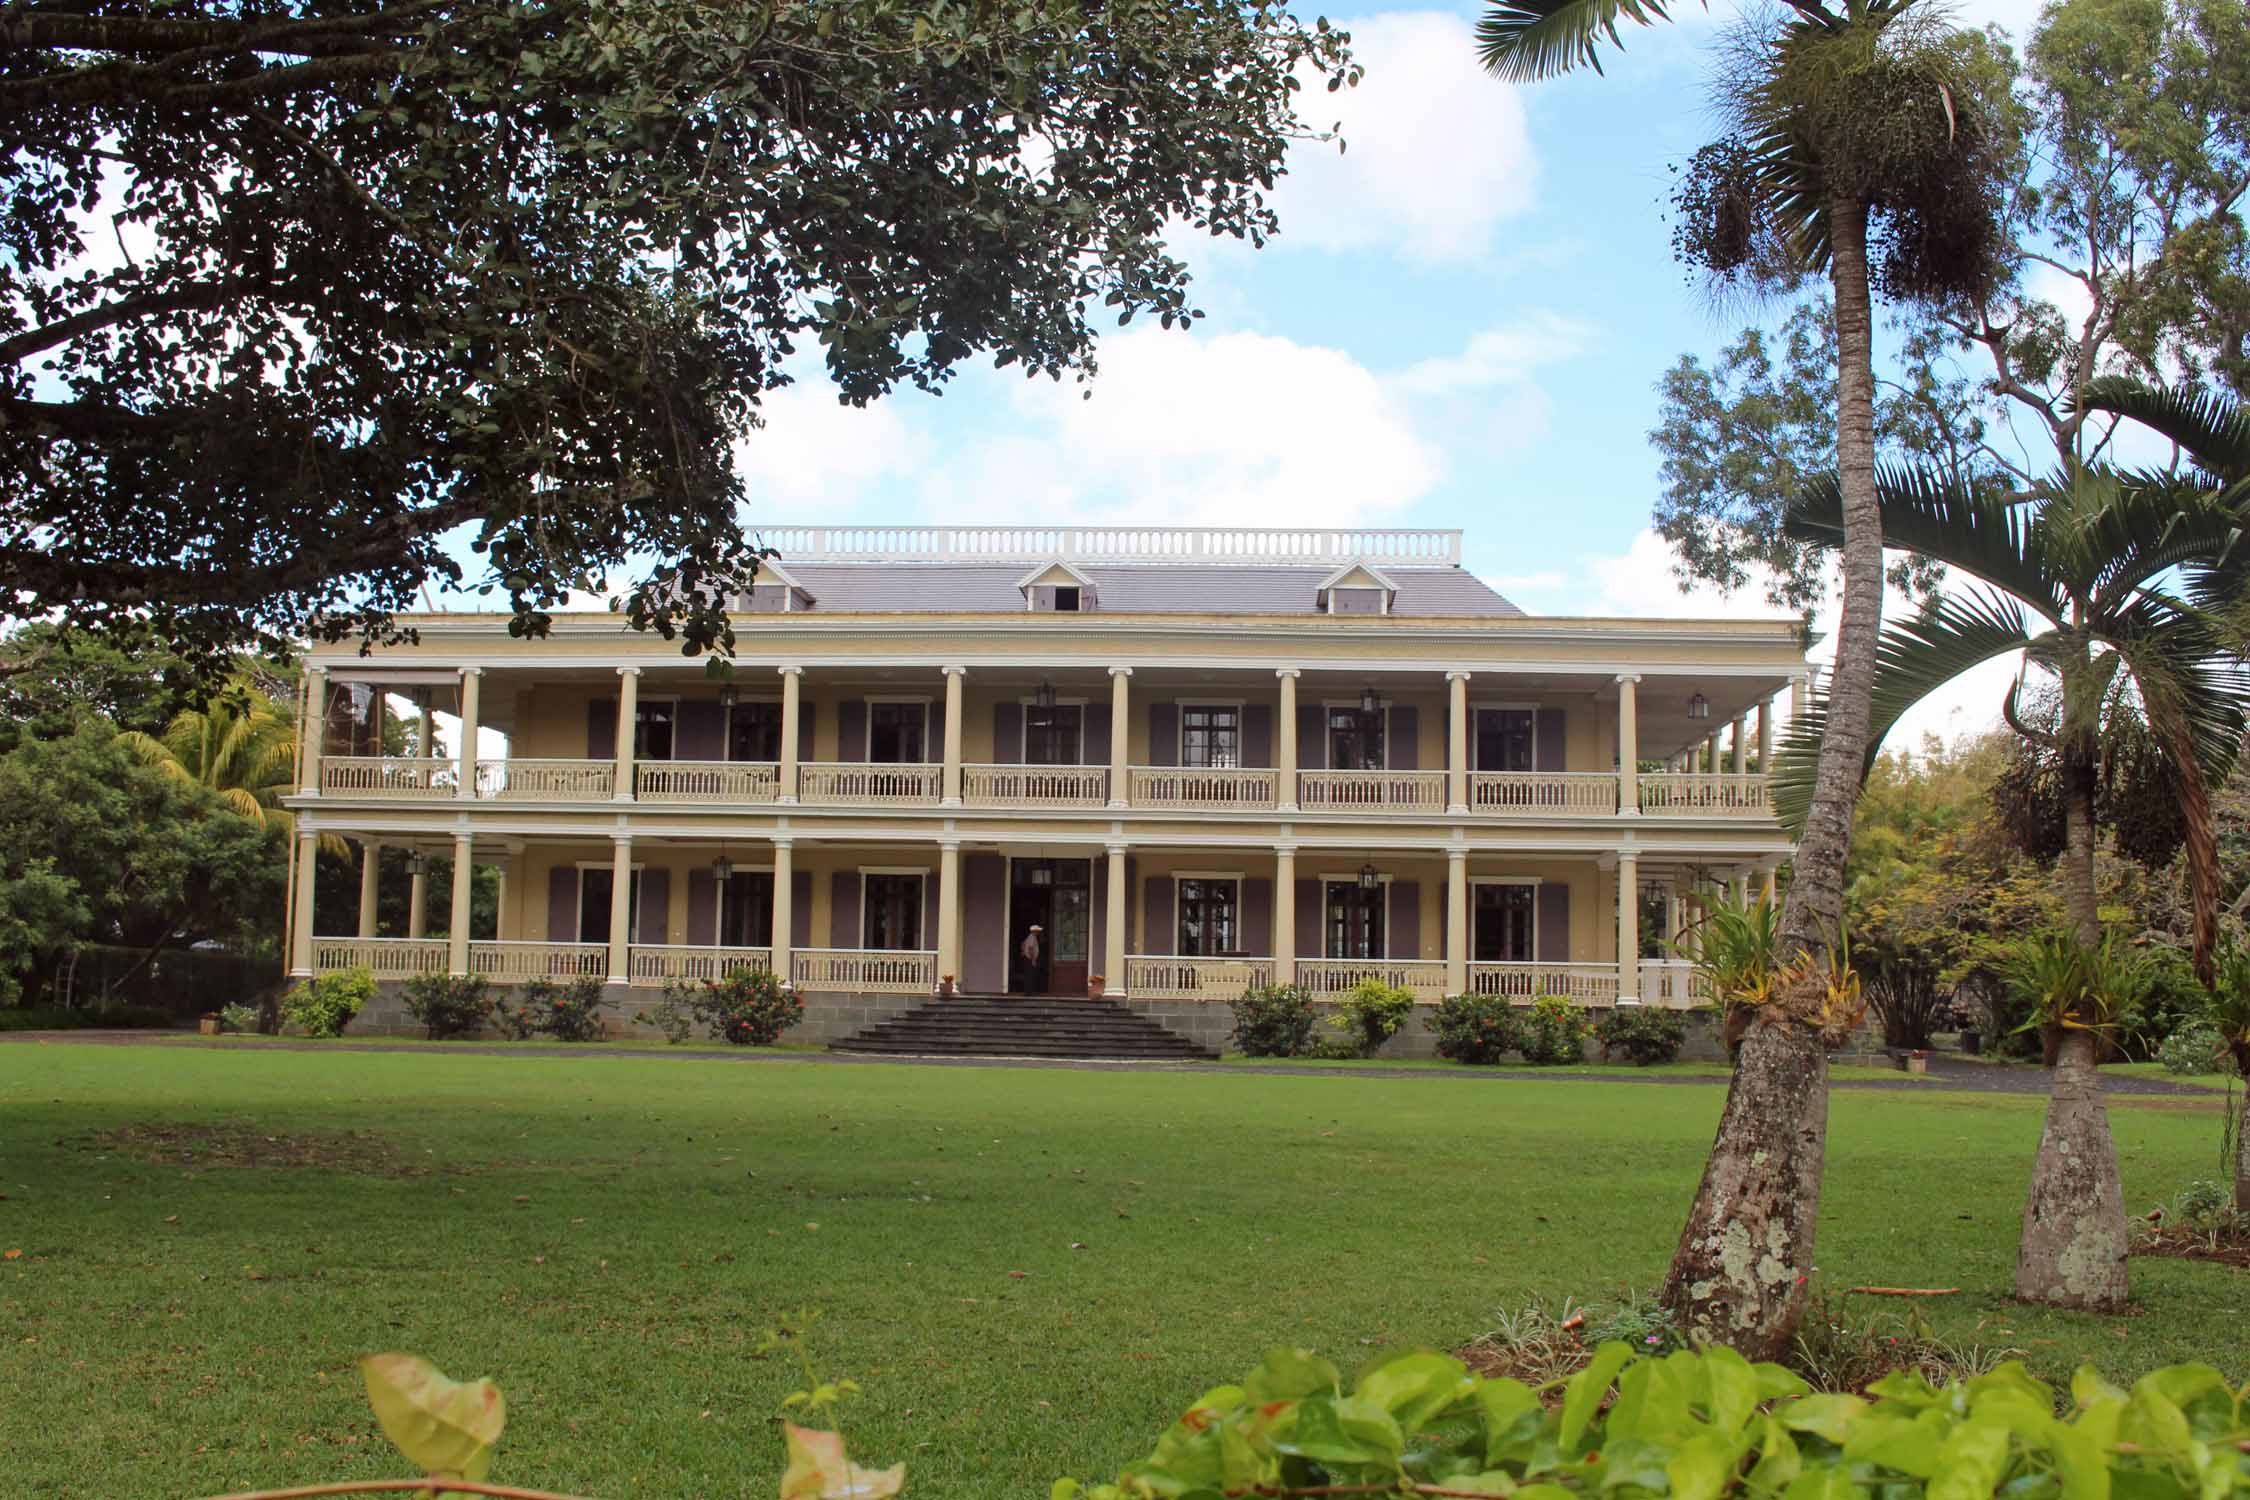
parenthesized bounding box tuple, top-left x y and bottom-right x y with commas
(1088, 973, 1106, 999)
(197, 1012, 221, 1036)
(938, 974, 957, 998)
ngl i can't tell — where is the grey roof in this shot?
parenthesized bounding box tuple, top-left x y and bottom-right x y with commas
(761, 562, 1523, 617)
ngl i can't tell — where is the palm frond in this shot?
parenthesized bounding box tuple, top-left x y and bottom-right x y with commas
(2076, 376, 2250, 482)
(2102, 600, 2250, 784)
(1475, 0, 1684, 80)
(1773, 588, 2039, 831)
(1785, 465, 2067, 621)
(116, 729, 196, 784)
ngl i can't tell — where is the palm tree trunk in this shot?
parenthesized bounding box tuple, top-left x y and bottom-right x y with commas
(1661, 193, 1879, 1358)
(2234, 1064, 2250, 1216)
(2015, 1024, 2129, 1308)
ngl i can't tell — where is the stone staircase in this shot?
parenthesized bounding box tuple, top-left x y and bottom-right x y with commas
(829, 994, 1218, 1061)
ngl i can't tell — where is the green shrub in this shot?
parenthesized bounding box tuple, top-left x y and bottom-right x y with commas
(1316, 979, 1415, 1058)
(280, 967, 373, 1038)
(218, 1002, 261, 1035)
(0, 1004, 177, 1031)
(697, 966, 801, 1045)
(1516, 993, 1587, 1065)
(634, 984, 700, 1044)
(1228, 984, 1317, 1057)
(2159, 1020, 2224, 1075)
(400, 974, 494, 1040)
(495, 976, 608, 1042)
(1430, 993, 1519, 1064)
(1592, 1005, 1687, 1065)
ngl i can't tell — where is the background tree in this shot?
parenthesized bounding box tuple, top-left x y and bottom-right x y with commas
(1482, 0, 2006, 1356)
(2, 0, 1357, 674)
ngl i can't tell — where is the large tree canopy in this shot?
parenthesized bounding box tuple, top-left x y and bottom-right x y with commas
(2, 0, 1357, 670)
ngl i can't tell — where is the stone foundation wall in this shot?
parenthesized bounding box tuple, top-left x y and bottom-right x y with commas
(343, 981, 916, 1045)
(1125, 998, 1737, 1064)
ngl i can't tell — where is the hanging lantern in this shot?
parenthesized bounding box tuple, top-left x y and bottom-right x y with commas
(1358, 863, 1380, 892)
(1034, 679, 1057, 711)
(1687, 691, 1710, 721)
(405, 852, 426, 877)
(1360, 683, 1380, 716)
(712, 851, 733, 883)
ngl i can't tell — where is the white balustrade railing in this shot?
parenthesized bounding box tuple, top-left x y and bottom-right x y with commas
(753, 525, 1461, 566)
(1124, 955, 1274, 1001)
(1469, 962, 1622, 1003)
(1296, 958, 1449, 1003)
(1637, 773, 1772, 817)
(312, 938, 449, 977)
(797, 763, 942, 805)
(1127, 766, 1279, 811)
(637, 760, 780, 803)
(962, 764, 1109, 808)
(467, 941, 608, 980)
(320, 757, 457, 798)
(1638, 959, 1713, 1009)
(475, 759, 615, 801)
(1469, 771, 1618, 815)
(1297, 769, 1448, 812)
(791, 948, 938, 994)
(629, 945, 773, 986)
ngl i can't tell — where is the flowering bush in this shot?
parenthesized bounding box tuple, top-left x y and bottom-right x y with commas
(1229, 984, 1317, 1057)
(2159, 1020, 2225, 1075)
(1591, 1005, 1688, 1065)
(1430, 993, 1519, 1064)
(698, 966, 802, 1045)
(280, 966, 373, 1038)
(494, 976, 607, 1042)
(1516, 993, 1588, 1065)
(399, 974, 494, 1040)
(635, 984, 700, 1043)
(218, 1002, 262, 1035)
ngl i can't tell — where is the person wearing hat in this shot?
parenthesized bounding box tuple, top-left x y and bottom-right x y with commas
(1019, 925, 1043, 969)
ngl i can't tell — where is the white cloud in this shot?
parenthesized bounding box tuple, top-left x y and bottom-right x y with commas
(1261, 11, 1538, 264)
(733, 381, 928, 511)
(1949, 0, 2051, 44)
(1394, 312, 1589, 395)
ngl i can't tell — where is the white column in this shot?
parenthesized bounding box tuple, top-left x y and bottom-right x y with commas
(613, 667, 641, 800)
(407, 855, 428, 939)
(300, 667, 328, 795)
(1277, 669, 1300, 811)
(1731, 715, 1748, 775)
(290, 830, 318, 975)
(777, 667, 802, 804)
(447, 832, 474, 976)
(1445, 848, 1468, 995)
(494, 857, 512, 942)
(1615, 673, 1639, 817)
(1757, 698, 1773, 769)
(1105, 843, 1129, 995)
(771, 839, 795, 984)
(1733, 868, 1751, 907)
(1273, 845, 1297, 984)
(1617, 852, 1640, 1004)
(1790, 672, 1807, 720)
(606, 834, 633, 983)
(454, 667, 481, 801)
(937, 840, 962, 988)
(941, 667, 966, 806)
(1108, 667, 1132, 809)
(1761, 859, 1779, 906)
(1446, 671, 1471, 815)
(357, 840, 381, 939)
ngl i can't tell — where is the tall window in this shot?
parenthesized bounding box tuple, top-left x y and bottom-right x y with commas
(863, 874, 924, 950)
(634, 701, 676, 761)
(1025, 703, 1083, 765)
(869, 702, 927, 763)
(1180, 705, 1241, 768)
(1475, 709, 1535, 772)
(1177, 879, 1240, 956)
(1327, 706, 1385, 770)
(1324, 882, 1385, 960)
(577, 868, 640, 943)
(720, 873, 774, 947)
(727, 702, 782, 762)
(1472, 883, 1535, 963)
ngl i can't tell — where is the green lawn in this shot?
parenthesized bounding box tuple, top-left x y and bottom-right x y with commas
(0, 1045, 2239, 1500)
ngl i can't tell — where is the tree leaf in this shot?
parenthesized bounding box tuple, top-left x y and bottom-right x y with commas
(359, 1354, 505, 1480)
(780, 1422, 906, 1500)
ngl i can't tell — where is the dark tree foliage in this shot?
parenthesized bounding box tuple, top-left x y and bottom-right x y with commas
(1988, 683, 2190, 872)
(1, 0, 1358, 674)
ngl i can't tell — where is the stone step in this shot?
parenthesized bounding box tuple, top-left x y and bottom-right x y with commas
(831, 995, 1217, 1061)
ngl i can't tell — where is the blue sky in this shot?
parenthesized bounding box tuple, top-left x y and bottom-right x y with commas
(719, 0, 2049, 746)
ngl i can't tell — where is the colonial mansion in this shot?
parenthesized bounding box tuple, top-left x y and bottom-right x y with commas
(286, 525, 1803, 1046)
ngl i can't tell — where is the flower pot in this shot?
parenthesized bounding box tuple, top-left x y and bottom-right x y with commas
(1087, 976, 1106, 999)
(197, 1014, 220, 1036)
(1906, 1049, 1930, 1075)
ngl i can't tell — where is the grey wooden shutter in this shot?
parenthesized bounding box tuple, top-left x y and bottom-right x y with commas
(687, 869, 717, 946)
(1083, 702, 1110, 766)
(929, 693, 947, 765)
(790, 870, 812, 949)
(1089, 858, 1106, 973)
(1297, 705, 1326, 769)
(837, 699, 867, 762)
(994, 703, 1023, 764)
(677, 701, 724, 761)
(921, 875, 936, 951)
(1389, 705, 1418, 770)
(1388, 880, 1420, 960)
(588, 698, 617, 759)
(1537, 882, 1571, 962)
(963, 855, 1007, 991)
(1144, 877, 1175, 956)
(1032, 585, 1058, 610)
(637, 868, 670, 945)
(1242, 878, 1272, 957)
(1294, 879, 1321, 959)
(1536, 708, 1567, 772)
(830, 871, 861, 948)
(1242, 704, 1272, 768)
(797, 701, 816, 762)
(1148, 703, 1178, 766)
(548, 867, 580, 942)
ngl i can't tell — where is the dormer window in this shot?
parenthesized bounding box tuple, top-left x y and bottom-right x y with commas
(732, 561, 814, 613)
(1053, 585, 1081, 612)
(1017, 560, 1098, 612)
(1329, 587, 1384, 615)
(1316, 562, 1398, 616)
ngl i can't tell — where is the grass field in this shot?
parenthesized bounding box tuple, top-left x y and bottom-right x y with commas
(0, 1043, 2240, 1500)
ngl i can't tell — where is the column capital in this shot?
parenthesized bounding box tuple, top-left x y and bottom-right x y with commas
(941, 664, 968, 677)
(458, 665, 482, 679)
(1274, 843, 1299, 858)
(1108, 665, 1133, 678)
(938, 838, 961, 853)
(451, 829, 473, 848)
(609, 831, 633, 847)
(1445, 670, 1473, 683)
(1446, 847, 1467, 864)
(771, 837, 794, 852)
(617, 665, 642, 678)
(1613, 672, 1641, 685)
(1106, 843, 1129, 858)
(777, 664, 804, 678)
(1274, 667, 1301, 680)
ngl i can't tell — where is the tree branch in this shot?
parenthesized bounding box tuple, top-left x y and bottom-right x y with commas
(0, 280, 267, 366)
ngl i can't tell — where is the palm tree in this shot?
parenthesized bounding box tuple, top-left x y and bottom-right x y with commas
(1479, 0, 2002, 1355)
(1780, 429, 2250, 1308)
(117, 678, 336, 850)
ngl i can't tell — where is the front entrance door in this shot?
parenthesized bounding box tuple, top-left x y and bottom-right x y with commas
(1473, 882, 1535, 962)
(1008, 858, 1091, 995)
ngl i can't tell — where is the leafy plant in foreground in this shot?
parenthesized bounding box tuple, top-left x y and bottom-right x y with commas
(1229, 984, 1317, 1057)
(279, 966, 372, 1038)
(494, 976, 608, 1042)
(1517, 994, 1589, 1065)
(1320, 979, 1416, 1058)
(697, 966, 803, 1046)
(1593, 1005, 1690, 1065)
(401, 974, 495, 1040)
(1431, 993, 1520, 1064)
